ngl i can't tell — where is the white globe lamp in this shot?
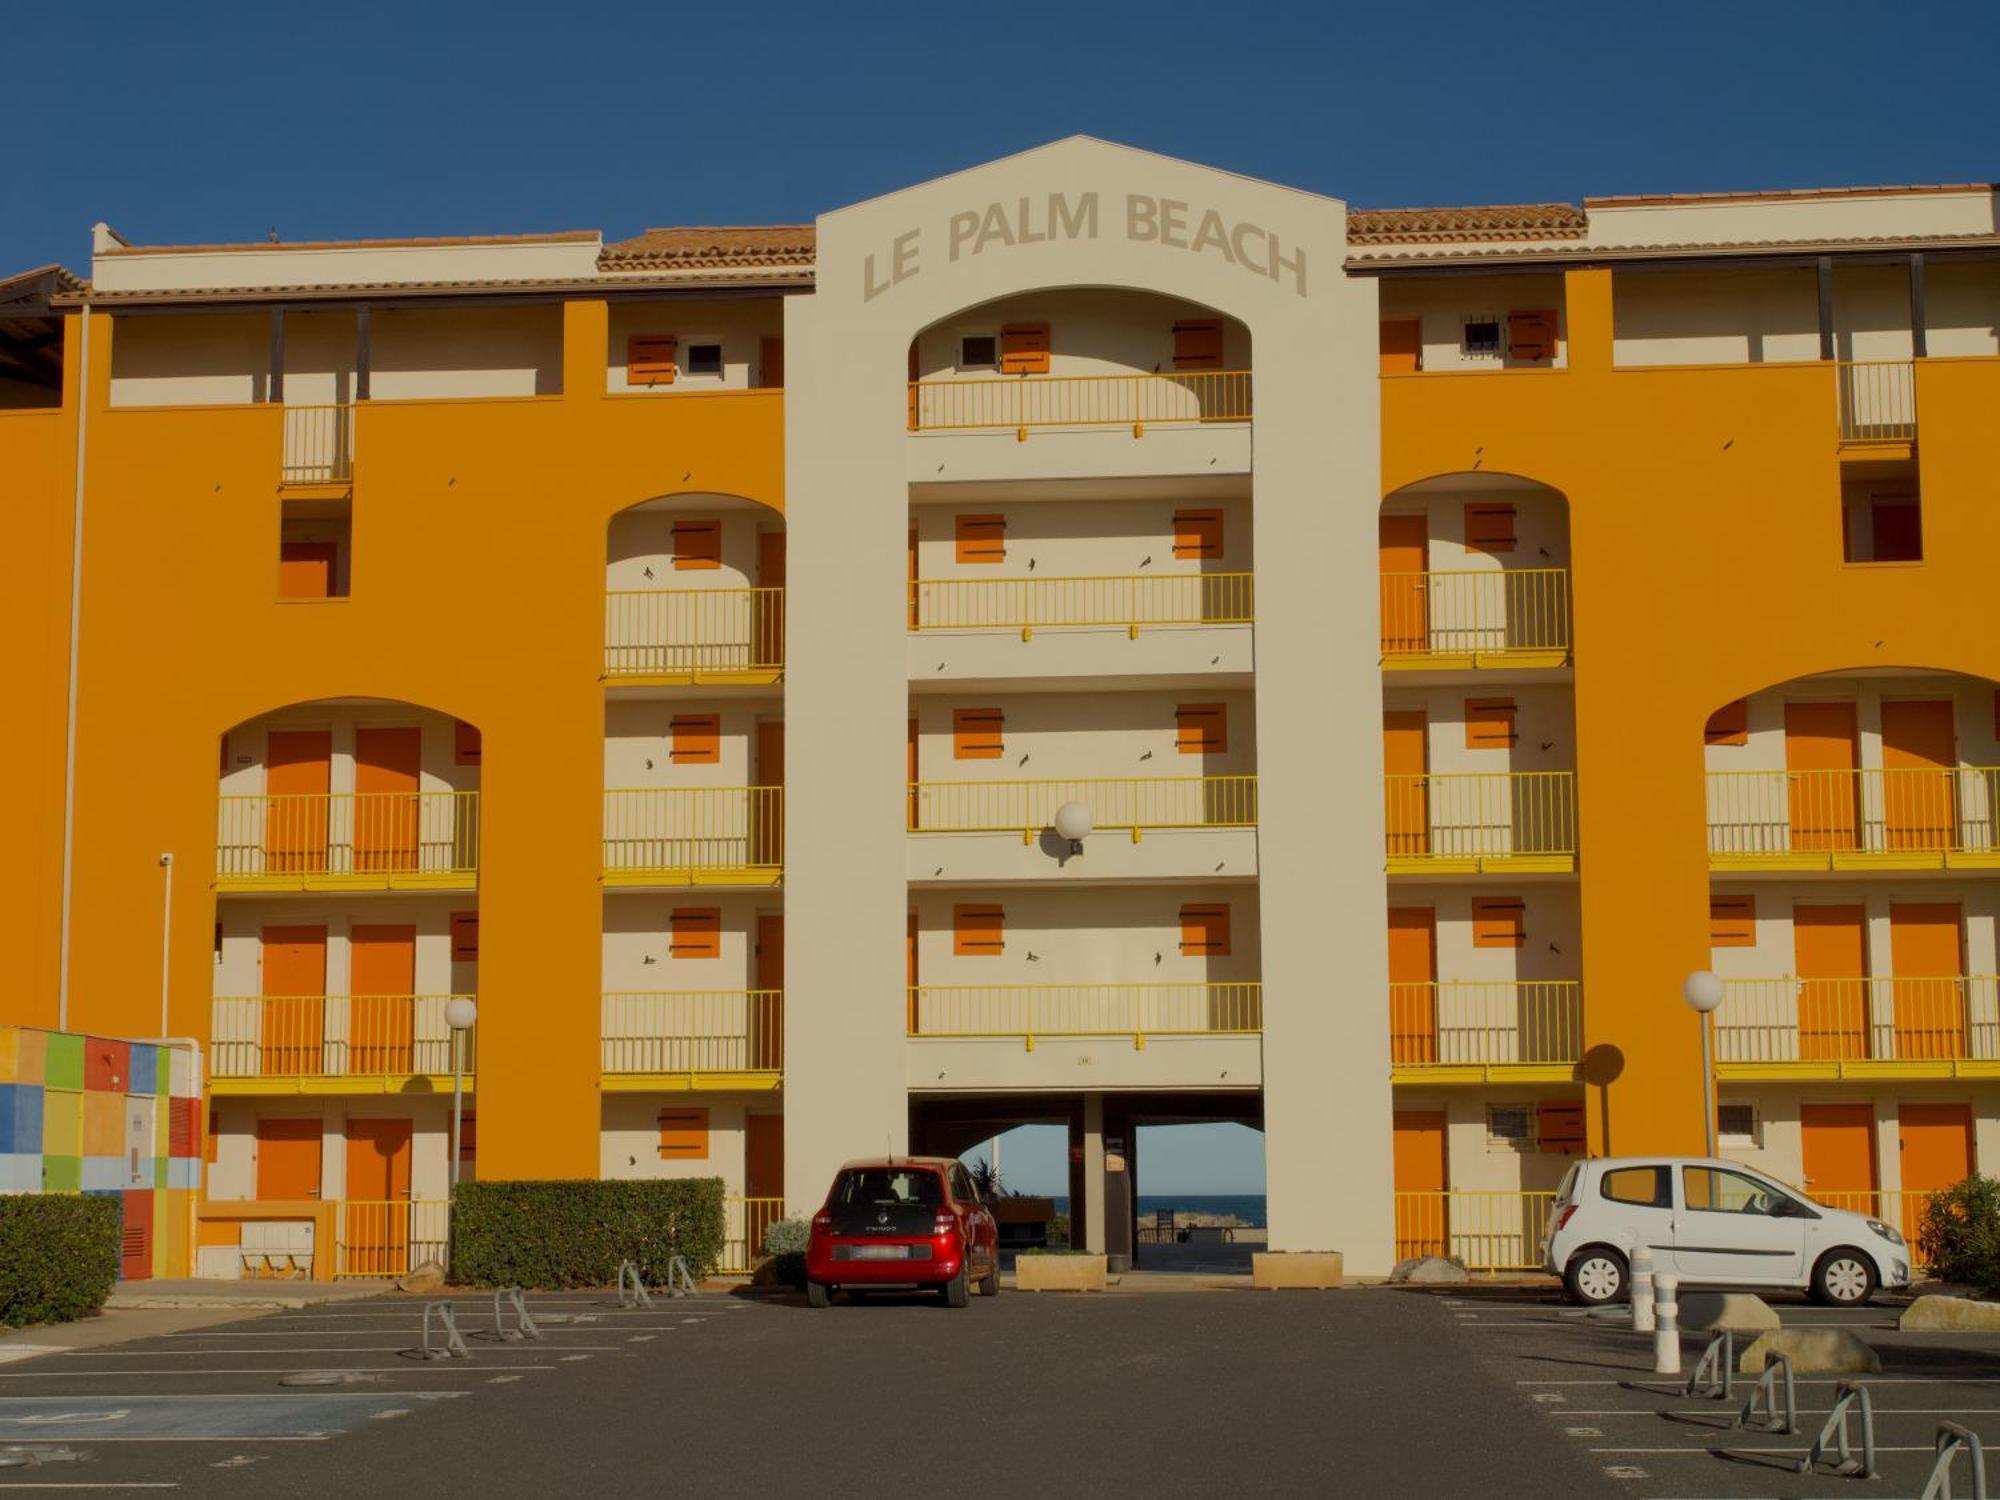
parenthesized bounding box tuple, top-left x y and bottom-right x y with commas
(1052, 802, 1094, 843)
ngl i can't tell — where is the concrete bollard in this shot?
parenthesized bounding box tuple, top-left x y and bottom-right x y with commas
(1653, 1272, 1681, 1375)
(1630, 1246, 1655, 1334)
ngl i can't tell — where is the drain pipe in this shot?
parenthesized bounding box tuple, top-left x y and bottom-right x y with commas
(56, 301, 91, 1032)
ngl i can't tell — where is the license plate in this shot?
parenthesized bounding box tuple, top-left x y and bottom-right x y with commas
(852, 1245, 910, 1261)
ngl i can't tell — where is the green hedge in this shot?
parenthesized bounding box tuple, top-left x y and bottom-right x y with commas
(1918, 1175, 2000, 1293)
(451, 1179, 726, 1289)
(0, 1195, 120, 1328)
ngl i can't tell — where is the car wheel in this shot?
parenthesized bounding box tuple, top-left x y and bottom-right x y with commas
(1811, 1249, 1878, 1307)
(1564, 1246, 1628, 1306)
(941, 1266, 970, 1308)
(978, 1259, 1000, 1298)
(807, 1280, 831, 1309)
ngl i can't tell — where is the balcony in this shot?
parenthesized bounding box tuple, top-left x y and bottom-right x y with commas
(1715, 976, 2000, 1080)
(280, 403, 354, 490)
(1394, 1191, 1555, 1272)
(602, 787, 783, 887)
(1379, 569, 1570, 670)
(908, 982, 1261, 1048)
(215, 791, 479, 892)
(600, 990, 782, 1091)
(1836, 360, 1916, 450)
(1707, 768, 2000, 871)
(209, 995, 474, 1094)
(604, 588, 784, 687)
(1384, 772, 1577, 874)
(1389, 981, 1582, 1083)
(909, 370, 1251, 437)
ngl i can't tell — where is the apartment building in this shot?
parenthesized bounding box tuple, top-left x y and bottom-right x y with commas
(4, 138, 1998, 1277)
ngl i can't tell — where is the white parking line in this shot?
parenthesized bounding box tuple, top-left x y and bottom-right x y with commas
(0, 1367, 556, 1379)
(1519, 1376, 2000, 1385)
(58, 1347, 620, 1357)
(1557, 1406, 2000, 1417)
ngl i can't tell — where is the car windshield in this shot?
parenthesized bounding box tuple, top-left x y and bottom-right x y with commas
(834, 1168, 942, 1210)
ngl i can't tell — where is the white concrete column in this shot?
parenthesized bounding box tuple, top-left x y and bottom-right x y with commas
(1082, 1092, 1106, 1253)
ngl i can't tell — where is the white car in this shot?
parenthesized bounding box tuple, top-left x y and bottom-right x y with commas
(1543, 1156, 1911, 1307)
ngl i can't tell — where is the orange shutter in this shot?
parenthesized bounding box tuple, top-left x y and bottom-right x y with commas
(669, 714, 721, 764)
(668, 908, 723, 959)
(1173, 509, 1224, 560)
(999, 323, 1050, 375)
(1709, 894, 1756, 948)
(952, 708, 1004, 760)
(1179, 903, 1232, 956)
(450, 911, 479, 963)
(1176, 703, 1227, 754)
(1508, 309, 1558, 362)
(671, 519, 722, 570)
(756, 336, 784, 390)
(1464, 502, 1517, 554)
(1172, 319, 1224, 370)
(1538, 1100, 1586, 1153)
(629, 335, 677, 385)
(1471, 897, 1526, 948)
(1464, 698, 1518, 750)
(453, 720, 482, 766)
(1379, 319, 1422, 375)
(953, 904, 1004, 956)
(1704, 700, 1749, 746)
(657, 1107, 710, 1159)
(954, 514, 1006, 564)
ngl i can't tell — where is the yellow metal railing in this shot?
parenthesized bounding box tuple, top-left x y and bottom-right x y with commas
(1379, 569, 1570, 664)
(604, 588, 784, 678)
(720, 1196, 786, 1275)
(335, 1199, 449, 1279)
(911, 573, 1253, 636)
(1707, 767, 2000, 864)
(281, 403, 353, 485)
(1836, 359, 1916, 444)
(907, 983, 1262, 1048)
(910, 776, 1256, 836)
(601, 991, 783, 1075)
(1389, 982, 1582, 1068)
(217, 791, 480, 884)
(211, 995, 475, 1079)
(1394, 1191, 1556, 1272)
(603, 787, 783, 881)
(1383, 772, 1577, 865)
(909, 370, 1252, 434)
(1716, 976, 2000, 1066)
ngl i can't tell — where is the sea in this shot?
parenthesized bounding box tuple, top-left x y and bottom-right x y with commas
(1048, 1193, 1267, 1228)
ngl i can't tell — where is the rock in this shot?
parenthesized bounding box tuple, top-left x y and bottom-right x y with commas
(1389, 1255, 1469, 1285)
(1738, 1327, 1881, 1375)
(1251, 1252, 1344, 1290)
(396, 1261, 446, 1295)
(1900, 1294, 2000, 1331)
(1681, 1291, 1780, 1332)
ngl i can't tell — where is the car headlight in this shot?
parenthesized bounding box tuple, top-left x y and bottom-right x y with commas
(1867, 1218, 1906, 1247)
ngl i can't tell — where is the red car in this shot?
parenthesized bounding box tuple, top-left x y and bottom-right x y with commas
(806, 1157, 1000, 1308)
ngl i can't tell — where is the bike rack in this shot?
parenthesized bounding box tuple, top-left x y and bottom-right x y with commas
(662, 1255, 695, 1298)
(418, 1300, 470, 1360)
(1685, 1331, 1734, 1400)
(492, 1286, 541, 1343)
(1799, 1381, 1876, 1480)
(616, 1259, 653, 1309)
(1922, 1422, 1988, 1500)
(1740, 1351, 1796, 1436)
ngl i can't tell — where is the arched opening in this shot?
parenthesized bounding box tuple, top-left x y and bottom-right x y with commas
(605, 491, 787, 686)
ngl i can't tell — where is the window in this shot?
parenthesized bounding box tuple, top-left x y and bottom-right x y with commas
(999, 323, 1050, 375)
(1472, 897, 1526, 949)
(671, 519, 722, 571)
(1462, 317, 1502, 358)
(1465, 698, 1518, 750)
(1704, 700, 1749, 747)
(278, 500, 350, 600)
(453, 720, 482, 766)
(1172, 319, 1223, 371)
(957, 334, 998, 370)
(1176, 702, 1227, 755)
(1867, 495, 1922, 562)
(450, 912, 479, 964)
(1487, 1104, 1535, 1148)
(629, 335, 677, 385)
(1709, 894, 1755, 948)
(952, 708, 1004, 760)
(1717, 1103, 1759, 1146)
(278, 539, 340, 600)
(1683, 1165, 1798, 1216)
(1507, 308, 1558, 362)
(685, 342, 724, 377)
(954, 513, 1006, 564)
(953, 904, 1004, 956)
(1379, 318, 1422, 375)
(1538, 1100, 1585, 1154)
(669, 908, 722, 959)
(670, 714, 721, 764)
(658, 1107, 709, 1160)
(1600, 1165, 1670, 1208)
(1180, 903, 1232, 957)
(1173, 509, 1224, 560)
(1464, 502, 1517, 554)
(1841, 466, 1922, 564)
(950, 1164, 979, 1203)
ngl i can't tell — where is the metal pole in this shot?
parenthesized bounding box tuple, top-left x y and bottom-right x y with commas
(1701, 1011, 1716, 1158)
(157, 854, 174, 1037)
(451, 1028, 464, 1192)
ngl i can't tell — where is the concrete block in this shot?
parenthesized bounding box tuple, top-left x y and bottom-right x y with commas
(1015, 1254, 1107, 1293)
(42, 1090, 81, 1156)
(1681, 1291, 1780, 1332)
(42, 1033, 82, 1091)
(81, 1155, 124, 1192)
(1252, 1251, 1344, 1290)
(15, 1028, 47, 1087)
(1739, 1327, 1881, 1375)
(128, 1045, 158, 1098)
(41, 1154, 80, 1192)
(1389, 1255, 1469, 1284)
(0, 1083, 42, 1154)
(82, 1091, 122, 1156)
(0, 1154, 41, 1192)
(1899, 1295, 2000, 1331)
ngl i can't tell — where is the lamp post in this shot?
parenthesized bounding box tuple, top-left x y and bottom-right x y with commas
(444, 997, 477, 1279)
(1681, 970, 1724, 1158)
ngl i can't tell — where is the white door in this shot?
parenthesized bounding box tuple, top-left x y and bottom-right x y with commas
(1671, 1165, 1807, 1283)
(125, 1099, 157, 1189)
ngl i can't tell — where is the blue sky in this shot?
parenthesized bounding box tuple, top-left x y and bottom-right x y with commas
(9, 0, 1999, 273)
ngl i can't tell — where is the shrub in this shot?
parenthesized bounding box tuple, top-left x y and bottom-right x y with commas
(452, 1179, 725, 1289)
(761, 1216, 810, 1289)
(0, 1195, 120, 1328)
(1917, 1175, 2000, 1292)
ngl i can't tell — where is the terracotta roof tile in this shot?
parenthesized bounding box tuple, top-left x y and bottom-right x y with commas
(99, 231, 599, 256)
(600, 225, 817, 270)
(1584, 183, 1997, 209)
(1347, 203, 1587, 245)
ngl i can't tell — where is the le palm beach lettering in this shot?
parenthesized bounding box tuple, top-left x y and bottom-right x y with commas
(862, 192, 1307, 301)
